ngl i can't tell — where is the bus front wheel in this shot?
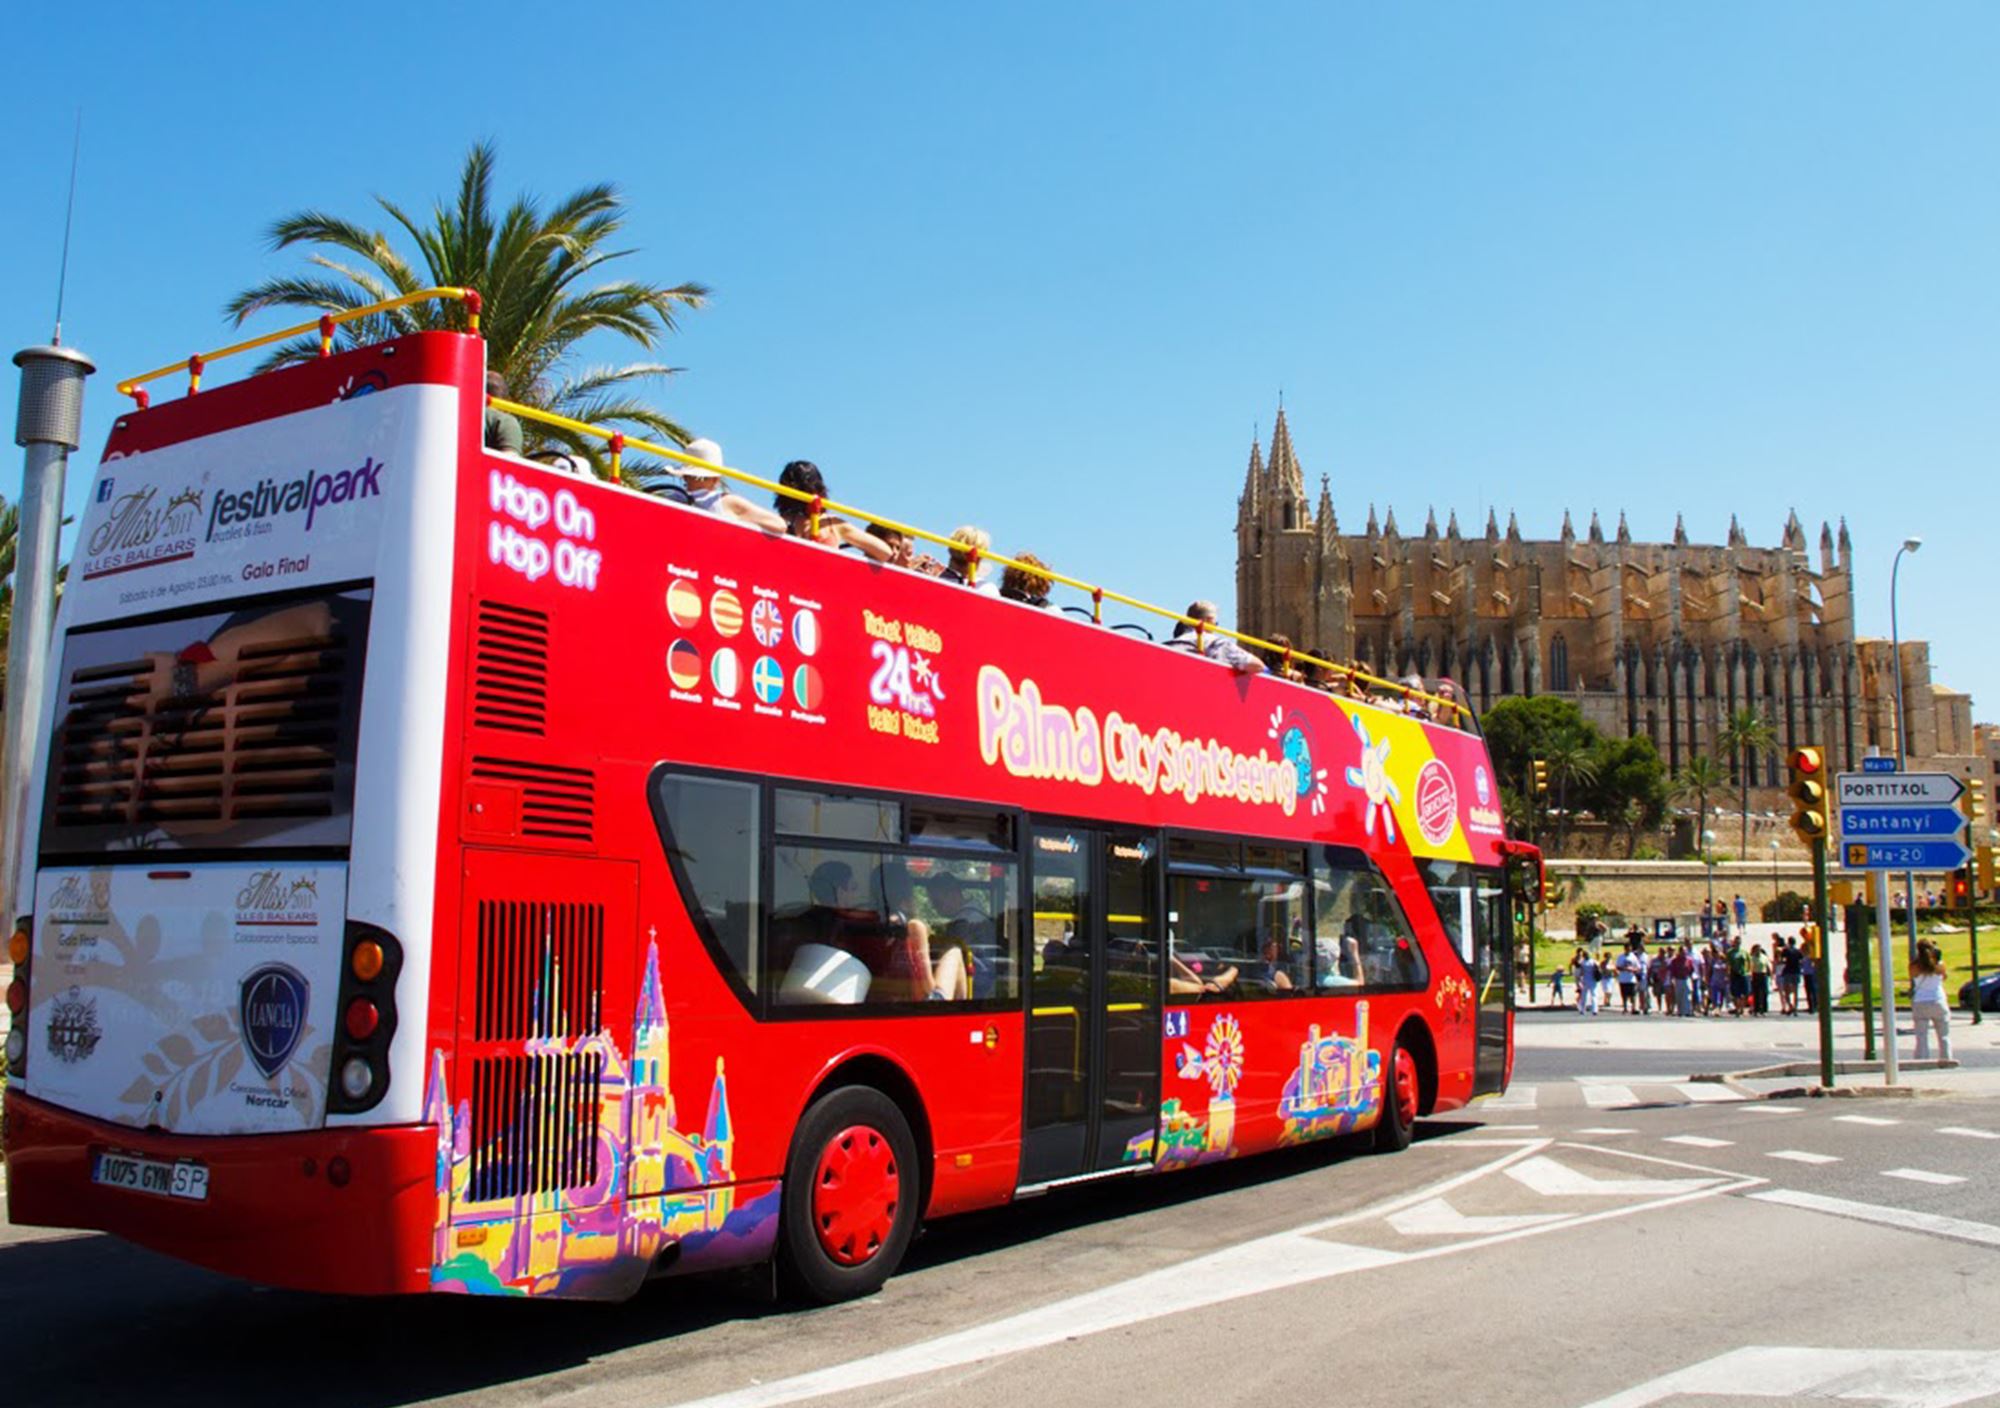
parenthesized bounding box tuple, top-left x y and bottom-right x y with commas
(1373, 1039, 1421, 1154)
(778, 1085, 920, 1303)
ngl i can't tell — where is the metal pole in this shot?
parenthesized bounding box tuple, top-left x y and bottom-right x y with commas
(2, 343, 93, 927)
(1970, 892, 1981, 1028)
(1813, 836, 1834, 1088)
(1891, 543, 1919, 966)
(1875, 869, 1898, 1085)
(1856, 902, 1875, 1062)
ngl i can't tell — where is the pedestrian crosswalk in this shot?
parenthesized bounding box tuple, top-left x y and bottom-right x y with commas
(1481, 1079, 1749, 1112)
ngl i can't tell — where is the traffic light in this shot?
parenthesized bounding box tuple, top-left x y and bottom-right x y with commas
(1950, 868, 1972, 909)
(1979, 844, 1997, 893)
(1531, 759, 1549, 795)
(1787, 745, 1829, 847)
(1963, 777, 1987, 827)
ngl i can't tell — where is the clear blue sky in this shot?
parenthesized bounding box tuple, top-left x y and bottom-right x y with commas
(4, 3, 1994, 718)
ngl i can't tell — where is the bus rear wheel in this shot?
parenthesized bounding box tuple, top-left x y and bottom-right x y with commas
(778, 1085, 920, 1303)
(1373, 1039, 1421, 1153)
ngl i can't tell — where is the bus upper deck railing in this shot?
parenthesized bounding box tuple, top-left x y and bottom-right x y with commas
(115, 287, 1473, 728)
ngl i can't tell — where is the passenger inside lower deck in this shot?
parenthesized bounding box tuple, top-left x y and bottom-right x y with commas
(771, 859, 971, 1003)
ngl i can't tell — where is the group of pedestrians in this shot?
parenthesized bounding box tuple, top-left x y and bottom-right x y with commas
(1552, 924, 1822, 1019)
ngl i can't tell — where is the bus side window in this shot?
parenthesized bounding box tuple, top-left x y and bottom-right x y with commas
(653, 771, 763, 992)
(1313, 845, 1427, 992)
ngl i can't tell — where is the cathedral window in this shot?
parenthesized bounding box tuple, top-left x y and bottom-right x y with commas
(1549, 634, 1570, 692)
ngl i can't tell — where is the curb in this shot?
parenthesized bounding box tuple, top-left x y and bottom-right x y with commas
(1689, 1058, 1963, 1102)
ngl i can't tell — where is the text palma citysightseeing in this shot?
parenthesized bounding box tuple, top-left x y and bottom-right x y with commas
(976, 663, 1297, 813)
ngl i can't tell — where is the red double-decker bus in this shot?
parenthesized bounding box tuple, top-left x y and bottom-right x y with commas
(4, 295, 1532, 1303)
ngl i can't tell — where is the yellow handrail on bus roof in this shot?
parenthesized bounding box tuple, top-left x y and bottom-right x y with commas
(115, 286, 482, 406)
(488, 396, 1471, 725)
(113, 286, 1468, 725)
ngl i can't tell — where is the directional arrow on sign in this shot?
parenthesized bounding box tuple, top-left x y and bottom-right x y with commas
(1838, 806, 1968, 840)
(1836, 772, 1965, 807)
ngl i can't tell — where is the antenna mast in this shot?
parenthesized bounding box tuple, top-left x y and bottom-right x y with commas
(52, 109, 81, 345)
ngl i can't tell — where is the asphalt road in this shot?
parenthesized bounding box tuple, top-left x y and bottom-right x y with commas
(8, 1072, 2000, 1408)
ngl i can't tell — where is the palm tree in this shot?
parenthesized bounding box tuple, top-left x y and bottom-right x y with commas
(0, 494, 16, 697)
(225, 143, 708, 478)
(1669, 755, 1730, 858)
(1717, 708, 1778, 857)
(1546, 741, 1599, 855)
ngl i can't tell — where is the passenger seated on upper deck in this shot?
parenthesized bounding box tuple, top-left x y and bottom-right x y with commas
(1430, 677, 1465, 726)
(774, 460, 894, 562)
(1400, 674, 1430, 717)
(941, 526, 1001, 594)
(483, 371, 525, 454)
(1169, 601, 1265, 676)
(1261, 633, 1305, 682)
(998, 552, 1053, 608)
(676, 438, 787, 530)
(865, 521, 945, 575)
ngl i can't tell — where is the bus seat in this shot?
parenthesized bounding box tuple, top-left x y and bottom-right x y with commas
(781, 943, 872, 1005)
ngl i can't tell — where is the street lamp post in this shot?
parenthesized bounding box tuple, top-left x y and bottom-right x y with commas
(1891, 537, 1922, 965)
(1770, 836, 1782, 905)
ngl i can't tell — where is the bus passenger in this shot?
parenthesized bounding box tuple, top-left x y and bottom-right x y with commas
(865, 521, 944, 575)
(1262, 633, 1304, 682)
(774, 460, 894, 561)
(1170, 601, 1264, 676)
(999, 552, 1053, 608)
(483, 371, 525, 453)
(926, 872, 999, 997)
(942, 526, 1001, 594)
(679, 438, 787, 530)
(1169, 952, 1238, 997)
(1257, 936, 1297, 991)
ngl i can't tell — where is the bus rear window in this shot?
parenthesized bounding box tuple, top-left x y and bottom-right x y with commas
(39, 587, 371, 856)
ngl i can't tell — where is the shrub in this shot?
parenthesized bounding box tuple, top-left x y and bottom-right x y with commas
(1761, 890, 1809, 922)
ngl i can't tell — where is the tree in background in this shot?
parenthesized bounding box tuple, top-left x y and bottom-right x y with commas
(1716, 708, 1777, 857)
(1670, 755, 1731, 857)
(1481, 696, 1596, 843)
(1480, 696, 1667, 857)
(226, 143, 708, 479)
(1584, 733, 1670, 857)
(1546, 739, 1599, 855)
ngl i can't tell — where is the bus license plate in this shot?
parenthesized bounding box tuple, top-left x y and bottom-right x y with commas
(91, 1151, 209, 1202)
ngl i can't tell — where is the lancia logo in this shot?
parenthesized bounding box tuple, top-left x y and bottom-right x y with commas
(239, 963, 309, 1079)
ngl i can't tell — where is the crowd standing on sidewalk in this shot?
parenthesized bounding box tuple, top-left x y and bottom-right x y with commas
(1553, 925, 1826, 1020)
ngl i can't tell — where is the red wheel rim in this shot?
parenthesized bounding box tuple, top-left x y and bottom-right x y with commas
(1391, 1047, 1419, 1128)
(811, 1124, 900, 1267)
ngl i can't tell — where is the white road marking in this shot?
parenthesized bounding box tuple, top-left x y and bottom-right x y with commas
(1674, 1083, 1743, 1103)
(1384, 1196, 1567, 1237)
(1834, 1114, 1900, 1126)
(1505, 1154, 1719, 1199)
(1482, 1085, 1537, 1110)
(1581, 1084, 1637, 1108)
(662, 1145, 1757, 1408)
(1939, 1126, 2000, 1140)
(1574, 1127, 1636, 1136)
(1478, 1123, 1539, 1132)
(1766, 1149, 1840, 1165)
(1575, 1345, 2000, 1408)
(1752, 1189, 2000, 1249)
(1661, 1135, 1733, 1149)
(1736, 1103, 1802, 1114)
(1883, 1167, 1966, 1186)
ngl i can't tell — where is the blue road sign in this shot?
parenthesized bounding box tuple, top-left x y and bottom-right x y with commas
(1862, 756, 1898, 773)
(1838, 806, 1968, 840)
(1840, 838, 1972, 871)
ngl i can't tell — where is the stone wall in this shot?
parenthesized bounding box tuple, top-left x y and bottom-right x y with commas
(1544, 858, 1818, 929)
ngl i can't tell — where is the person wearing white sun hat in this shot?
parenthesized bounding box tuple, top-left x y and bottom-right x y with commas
(676, 437, 785, 531)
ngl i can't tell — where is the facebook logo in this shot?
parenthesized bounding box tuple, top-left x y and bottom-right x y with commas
(96, 478, 114, 502)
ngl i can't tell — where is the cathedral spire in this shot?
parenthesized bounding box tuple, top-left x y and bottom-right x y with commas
(1268, 405, 1305, 499)
(1728, 513, 1746, 548)
(1485, 507, 1500, 541)
(1317, 474, 1337, 537)
(1820, 519, 1834, 550)
(1617, 510, 1631, 545)
(1588, 509, 1604, 545)
(1673, 513, 1689, 546)
(1781, 507, 1804, 549)
(1424, 505, 1439, 539)
(1506, 510, 1521, 541)
(1237, 436, 1264, 523)
(1560, 509, 1575, 543)
(1446, 508, 1461, 540)
(1383, 505, 1400, 539)
(1367, 503, 1380, 538)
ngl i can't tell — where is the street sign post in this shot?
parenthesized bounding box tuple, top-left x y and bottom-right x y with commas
(1862, 756, 1898, 773)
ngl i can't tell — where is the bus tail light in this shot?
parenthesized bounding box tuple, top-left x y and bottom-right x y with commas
(5, 916, 28, 1077)
(327, 922, 401, 1115)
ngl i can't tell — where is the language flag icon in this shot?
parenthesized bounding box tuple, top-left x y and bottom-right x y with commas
(667, 640, 702, 691)
(752, 655, 785, 705)
(792, 662, 825, 711)
(710, 587, 743, 637)
(711, 647, 742, 698)
(666, 579, 703, 628)
(752, 597, 785, 647)
(791, 607, 820, 657)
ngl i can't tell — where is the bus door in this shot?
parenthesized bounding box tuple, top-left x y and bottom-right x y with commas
(1472, 867, 1513, 1095)
(1019, 826, 1162, 1188)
